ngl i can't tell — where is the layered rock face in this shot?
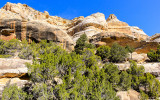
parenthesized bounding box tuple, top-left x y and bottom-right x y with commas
(0, 2, 74, 50)
(0, 58, 31, 78)
(0, 2, 154, 52)
(0, 58, 31, 98)
(68, 13, 108, 42)
(107, 14, 148, 40)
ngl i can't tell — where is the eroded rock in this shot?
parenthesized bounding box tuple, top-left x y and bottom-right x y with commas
(0, 58, 31, 78)
(116, 89, 140, 100)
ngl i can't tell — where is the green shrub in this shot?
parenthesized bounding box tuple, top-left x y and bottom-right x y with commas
(2, 85, 27, 100)
(74, 34, 88, 54)
(18, 47, 33, 60)
(103, 63, 120, 87)
(110, 43, 128, 62)
(27, 53, 59, 83)
(0, 54, 12, 58)
(119, 71, 131, 90)
(128, 61, 145, 90)
(0, 39, 6, 54)
(140, 90, 149, 100)
(96, 45, 111, 60)
(32, 83, 54, 100)
(147, 45, 160, 62)
(3, 39, 21, 50)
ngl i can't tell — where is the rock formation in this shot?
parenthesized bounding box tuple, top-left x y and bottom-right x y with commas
(1, 2, 158, 52)
(116, 89, 140, 100)
(0, 58, 31, 98)
(0, 58, 31, 78)
(116, 62, 160, 76)
(0, 2, 74, 50)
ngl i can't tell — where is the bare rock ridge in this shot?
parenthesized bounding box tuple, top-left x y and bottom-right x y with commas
(0, 2, 159, 52)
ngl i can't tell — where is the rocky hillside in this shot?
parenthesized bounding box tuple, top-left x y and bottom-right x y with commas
(0, 2, 159, 52)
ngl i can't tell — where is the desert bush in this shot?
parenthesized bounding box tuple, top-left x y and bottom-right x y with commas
(110, 43, 128, 63)
(75, 34, 88, 54)
(147, 45, 160, 62)
(2, 85, 27, 100)
(96, 45, 111, 60)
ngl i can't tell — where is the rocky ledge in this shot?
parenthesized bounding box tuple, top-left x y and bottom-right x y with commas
(0, 58, 31, 78)
(0, 58, 31, 98)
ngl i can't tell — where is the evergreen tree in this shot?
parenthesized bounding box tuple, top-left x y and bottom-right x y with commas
(119, 71, 131, 90)
(103, 63, 120, 87)
(128, 61, 145, 90)
(75, 34, 88, 54)
(110, 43, 128, 63)
(147, 45, 160, 62)
(147, 49, 157, 62)
(96, 45, 111, 61)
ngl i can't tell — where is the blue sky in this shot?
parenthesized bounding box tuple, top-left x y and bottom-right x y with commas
(0, 0, 160, 36)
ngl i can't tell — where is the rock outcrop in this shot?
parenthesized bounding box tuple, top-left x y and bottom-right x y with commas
(0, 58, 31, 78)
(0, 58, 31, 98)
(148, 33, 160, 42)
(0, 2, 74, 50)
(128, 52, 149, 63)
(116, 63, 160, 76)
(107, 14, 148, 40)
(116, 90, 140, 100)
(0, 2, 159, 52)
(69, 13, 108, 42)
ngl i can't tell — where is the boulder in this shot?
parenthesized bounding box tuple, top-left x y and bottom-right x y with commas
(116, 62, 160, 76)
(128, 52, 149, 63)
(116, 89, 140, 100)
(0, 58, 30, 98)
(54, 77, 63, 85)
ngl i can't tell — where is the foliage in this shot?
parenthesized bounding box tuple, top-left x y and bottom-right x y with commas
(0, 54, 12, 58)
(27, 53, 59, 83)
(119, 71, 131, 90)
(125, 45, 135, 59)
(1, 39, 160, 99)
(96, 45, 111, 60)
(3, 39, 21, 50)
(75, 34, 88, 54)
(110, 43, 128, 62)
(125, 45, 135, 53)
(147, 45, 160, 62)
(128, 61, 145, 90)
(18, 47, 33, 60)
(32, 83, 54, 100)
(103, 63, 120, 87)
(82, 48, 101, 69)
(140, 90, 149, 100)
(2, 85, 27, 100)
(74, 34, 95, 54)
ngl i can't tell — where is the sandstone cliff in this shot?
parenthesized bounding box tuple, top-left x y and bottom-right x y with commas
(0, 2, 159, 52)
